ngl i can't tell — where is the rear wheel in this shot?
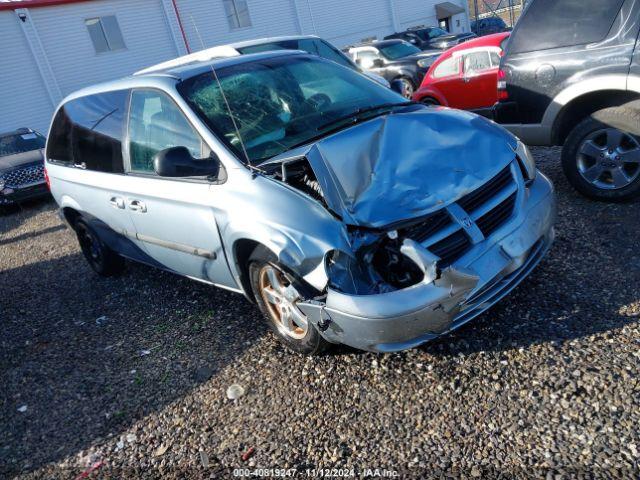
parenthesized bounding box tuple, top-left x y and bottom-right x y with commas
(75, 218, 125, 276)
(562, 106, 640, 201)
(249, 246, 328, 355)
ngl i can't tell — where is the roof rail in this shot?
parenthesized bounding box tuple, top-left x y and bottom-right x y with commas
(134, 45, 240, 76)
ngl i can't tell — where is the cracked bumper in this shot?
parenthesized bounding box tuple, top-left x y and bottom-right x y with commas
(298, 172, 556, 352)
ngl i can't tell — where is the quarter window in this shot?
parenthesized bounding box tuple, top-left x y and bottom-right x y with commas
(46, 91, 128, 173)
(490, 51, 501, 67)
(85, 16, 125, 53)
(432, 57, 460, 78)
(128, 90, 204, 174)
(223, 0, 252, 29)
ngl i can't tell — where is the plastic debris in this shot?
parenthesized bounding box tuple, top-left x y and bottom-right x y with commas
(154, 444, 170, 457)
(115, 440, 124, 451)
(226, 384, 245, 400)
(241, 447, 255, 462)
(17, 405, 27, 413)
(74, 461, 103, 480)
(139, 350, 151, 356)
(95, 316, 108, 326)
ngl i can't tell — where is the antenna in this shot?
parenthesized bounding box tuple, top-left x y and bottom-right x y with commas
(189, 15, 254, 168)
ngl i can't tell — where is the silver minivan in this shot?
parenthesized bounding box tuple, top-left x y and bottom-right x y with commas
(46, 50, 556, 354)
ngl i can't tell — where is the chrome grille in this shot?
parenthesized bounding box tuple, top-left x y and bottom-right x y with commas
(404, 163, 519, 267)
(2, 164, 45, 188)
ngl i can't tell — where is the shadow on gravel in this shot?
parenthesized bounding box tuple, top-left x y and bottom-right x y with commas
(0, 251, 267, 476)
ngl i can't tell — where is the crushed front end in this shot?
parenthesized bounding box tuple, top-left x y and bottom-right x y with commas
(298, 160, 555, 352)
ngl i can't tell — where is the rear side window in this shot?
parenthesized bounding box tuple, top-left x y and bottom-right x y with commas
(464, 51, 491, 73)
(47, 90, 128, 173)
(509, 0, 624, 54)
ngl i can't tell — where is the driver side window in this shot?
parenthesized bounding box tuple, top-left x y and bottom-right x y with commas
(128, 90, 205, 173)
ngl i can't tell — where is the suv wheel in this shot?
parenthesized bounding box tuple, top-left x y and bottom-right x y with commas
(75, 218, 125, 276)
(249, 246, 329, 355)
(396, 77, 415, 99)
(562, 106, 640, 201)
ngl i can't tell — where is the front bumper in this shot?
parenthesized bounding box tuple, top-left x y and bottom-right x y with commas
(0, 181, 49, 205)
(299, 172, 556, 352)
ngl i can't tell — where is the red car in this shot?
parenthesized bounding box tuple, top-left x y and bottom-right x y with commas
(412, 32, 510, 117)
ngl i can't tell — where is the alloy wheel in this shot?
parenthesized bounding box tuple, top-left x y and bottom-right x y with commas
(258, 265, 309, 340)
(576, 128, 640, 190)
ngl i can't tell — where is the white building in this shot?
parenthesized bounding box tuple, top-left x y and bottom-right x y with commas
(0, 0, 470, 133)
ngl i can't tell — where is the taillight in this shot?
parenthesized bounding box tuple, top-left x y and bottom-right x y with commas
(44, 165, 50, 190)
(497, 68, 509, 101)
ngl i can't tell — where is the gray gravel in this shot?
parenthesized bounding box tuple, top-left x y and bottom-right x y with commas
(1, 147, 639, 479)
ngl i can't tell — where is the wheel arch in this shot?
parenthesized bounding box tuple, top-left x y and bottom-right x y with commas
(552, 89, 640, 145)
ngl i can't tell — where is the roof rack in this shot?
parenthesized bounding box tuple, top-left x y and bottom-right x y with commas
(134, 45, 240, 76)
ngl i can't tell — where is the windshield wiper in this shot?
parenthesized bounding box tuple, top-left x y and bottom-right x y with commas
(316, 101, 417, 132)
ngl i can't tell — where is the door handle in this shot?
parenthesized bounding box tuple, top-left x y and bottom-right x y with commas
(109, 196, 125, 209)
(129, 200, 147, 213)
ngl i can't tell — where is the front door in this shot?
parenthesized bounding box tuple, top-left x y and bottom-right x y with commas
(120, 88, 236, 288)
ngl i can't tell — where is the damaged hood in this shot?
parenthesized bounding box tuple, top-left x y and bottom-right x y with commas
(293, 107, 517, 228)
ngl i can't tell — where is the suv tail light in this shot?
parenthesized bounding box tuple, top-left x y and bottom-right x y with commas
(44, 165, 50, 190)
(497, 68, 508, 101)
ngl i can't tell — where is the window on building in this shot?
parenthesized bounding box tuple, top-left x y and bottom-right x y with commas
(85, 16, 126, 53)
(223, 0, 252, 29)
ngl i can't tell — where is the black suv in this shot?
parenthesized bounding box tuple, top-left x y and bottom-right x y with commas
(0, 128, 49, 207)
(384, 26, 476, 51)
(494, 0, 640, 201)
(344, 40, 442, 97)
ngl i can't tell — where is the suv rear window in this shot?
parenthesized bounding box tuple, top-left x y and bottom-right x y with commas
(509, 0, 624, 54)
(47, 90, 128, 173)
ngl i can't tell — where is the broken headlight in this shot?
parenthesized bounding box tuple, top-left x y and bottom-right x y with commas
(515, 140, 536, 185)
(325, 234, 424, 295)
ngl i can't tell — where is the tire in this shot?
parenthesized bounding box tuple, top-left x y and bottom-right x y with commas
(420, 97, 440, 107)
(248, 245, 329, 355)
(562, 105, 640, 201)
(396, 77, 415, 99)
(75, 218, 125, 277)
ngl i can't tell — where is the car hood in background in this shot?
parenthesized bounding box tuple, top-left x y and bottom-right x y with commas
(387, 51, 442, 65)
(0, 149, 44, 171)
(270, 108, 517, 229)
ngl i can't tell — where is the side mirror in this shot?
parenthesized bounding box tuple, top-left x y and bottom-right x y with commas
(154, 146, 220, 178)
(372, 58, 384, 68)
(390, 79, 406, 95)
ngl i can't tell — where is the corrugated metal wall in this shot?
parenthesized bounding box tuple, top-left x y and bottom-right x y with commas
(29, 0, 179, 96)
(0, 13, 53, 134)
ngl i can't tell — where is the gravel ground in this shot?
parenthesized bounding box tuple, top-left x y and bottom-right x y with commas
(1, 147, 639, 479)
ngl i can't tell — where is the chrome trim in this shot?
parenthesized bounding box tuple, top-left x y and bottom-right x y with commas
(120, 229, 217, 260)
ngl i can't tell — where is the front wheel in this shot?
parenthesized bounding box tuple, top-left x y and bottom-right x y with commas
(396, 77, 415, 99)
(249, 246, 329, 355)
(562, 106, 640, 201)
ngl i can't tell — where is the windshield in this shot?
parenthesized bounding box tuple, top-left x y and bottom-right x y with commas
(178, 55, 402, 164)
(416, 27, 449, 40)
(0, 132, 46, 158)
(378, 42, 421, 60)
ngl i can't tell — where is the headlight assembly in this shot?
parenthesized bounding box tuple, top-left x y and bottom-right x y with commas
(515, 140, 536, 184)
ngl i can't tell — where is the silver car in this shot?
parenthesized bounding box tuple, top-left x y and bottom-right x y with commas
(46, 50, 556, 354)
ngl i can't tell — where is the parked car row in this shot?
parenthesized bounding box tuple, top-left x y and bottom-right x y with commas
(385, 25, 476, 51)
